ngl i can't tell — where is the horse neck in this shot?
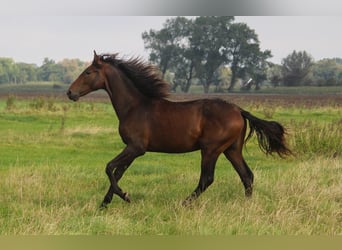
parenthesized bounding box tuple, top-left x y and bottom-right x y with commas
(104, 66, 146, 119)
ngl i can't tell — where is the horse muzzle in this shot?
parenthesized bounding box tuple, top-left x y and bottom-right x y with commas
(67, 90, 80, 101)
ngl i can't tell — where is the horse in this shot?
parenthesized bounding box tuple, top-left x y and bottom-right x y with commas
(67, 51, 291, 208)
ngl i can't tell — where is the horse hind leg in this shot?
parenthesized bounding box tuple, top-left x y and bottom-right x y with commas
(224, 146, 254, 197)
(182, 150, 219, 206)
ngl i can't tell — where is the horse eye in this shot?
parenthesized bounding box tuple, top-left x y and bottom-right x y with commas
(85, 71, 92, 75)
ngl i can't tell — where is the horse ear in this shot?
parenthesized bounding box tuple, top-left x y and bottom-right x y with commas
(93, 50, 102, 66)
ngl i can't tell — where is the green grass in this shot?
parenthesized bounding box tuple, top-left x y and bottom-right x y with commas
(0, 96, 341, 235)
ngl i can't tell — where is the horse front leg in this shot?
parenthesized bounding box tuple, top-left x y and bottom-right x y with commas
(100, 146, 145, 208)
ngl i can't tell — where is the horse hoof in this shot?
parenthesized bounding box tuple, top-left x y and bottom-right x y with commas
(182, 198, 193, 207)
(99, 202, 108, 210)
(124, 192, 131, 203)
(245, 187, 253, 197)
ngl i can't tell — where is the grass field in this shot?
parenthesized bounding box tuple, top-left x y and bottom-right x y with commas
(0, 88, 341, 235)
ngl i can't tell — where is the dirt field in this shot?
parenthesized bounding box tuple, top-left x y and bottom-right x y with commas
(169, 93, 342, 108)
(2, 90, 341, 108)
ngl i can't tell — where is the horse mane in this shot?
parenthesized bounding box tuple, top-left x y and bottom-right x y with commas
(99, 53, 170, 99)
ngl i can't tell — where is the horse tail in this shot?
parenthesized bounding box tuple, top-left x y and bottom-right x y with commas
(240, 109, 292, 157)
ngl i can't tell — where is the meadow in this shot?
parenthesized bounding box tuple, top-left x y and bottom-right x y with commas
(0, 89, 341, 235)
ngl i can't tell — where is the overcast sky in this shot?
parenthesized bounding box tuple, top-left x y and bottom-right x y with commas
(0, 16, 341, 65)
(1, 0, 342, 15)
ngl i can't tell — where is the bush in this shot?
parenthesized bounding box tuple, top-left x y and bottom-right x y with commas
(5, 95, 16, 110)
(28, 97, 58, 112)
(29, 97, 46, 110)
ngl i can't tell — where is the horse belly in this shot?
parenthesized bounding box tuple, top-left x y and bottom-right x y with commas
(147, 139, 200, 153)
(147, 120, 201, 153)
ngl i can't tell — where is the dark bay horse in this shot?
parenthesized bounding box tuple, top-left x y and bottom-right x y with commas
(67, 51, 291, 208)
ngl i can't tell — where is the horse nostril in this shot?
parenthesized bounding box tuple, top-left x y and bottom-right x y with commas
(66, 90, 79, 101)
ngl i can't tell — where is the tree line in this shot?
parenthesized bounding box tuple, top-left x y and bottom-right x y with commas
(142, 16, 342, 92)
(272, 52, 342, 87)
(0, 57, 87, 85)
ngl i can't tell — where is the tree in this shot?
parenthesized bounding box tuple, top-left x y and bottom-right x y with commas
(58, 58, 87, 84)
(335, 58, 342, 65)
(312, 59, 342, 86)
(143, 16, 272, 93)
(0, 58, 15, 83)
(214, 66, 231, 92)
(267, 63, 283, 87)
(15, 63, 38, 83)
(190, 16, 234, 93)
(281, 50, 313, 86)
(38, 58, 64, 82)
(171, 48, 195, 93)
(142, 16, 235, 93)
(244, 50, 272, 90)
(142, 17, 191, 78)
(223, 23, 272, 91)
(167, 19, 196, 93)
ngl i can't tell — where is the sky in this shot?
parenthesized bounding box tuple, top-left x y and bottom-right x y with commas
(0, 16, 171, 65)
(235, 16, 342, 63)
(1, 0, 342, 15)
(0, 16, 341, 66)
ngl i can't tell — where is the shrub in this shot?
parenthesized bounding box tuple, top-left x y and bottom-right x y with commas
(5, 95, 16, 110)
(29, 97, 46, 110)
